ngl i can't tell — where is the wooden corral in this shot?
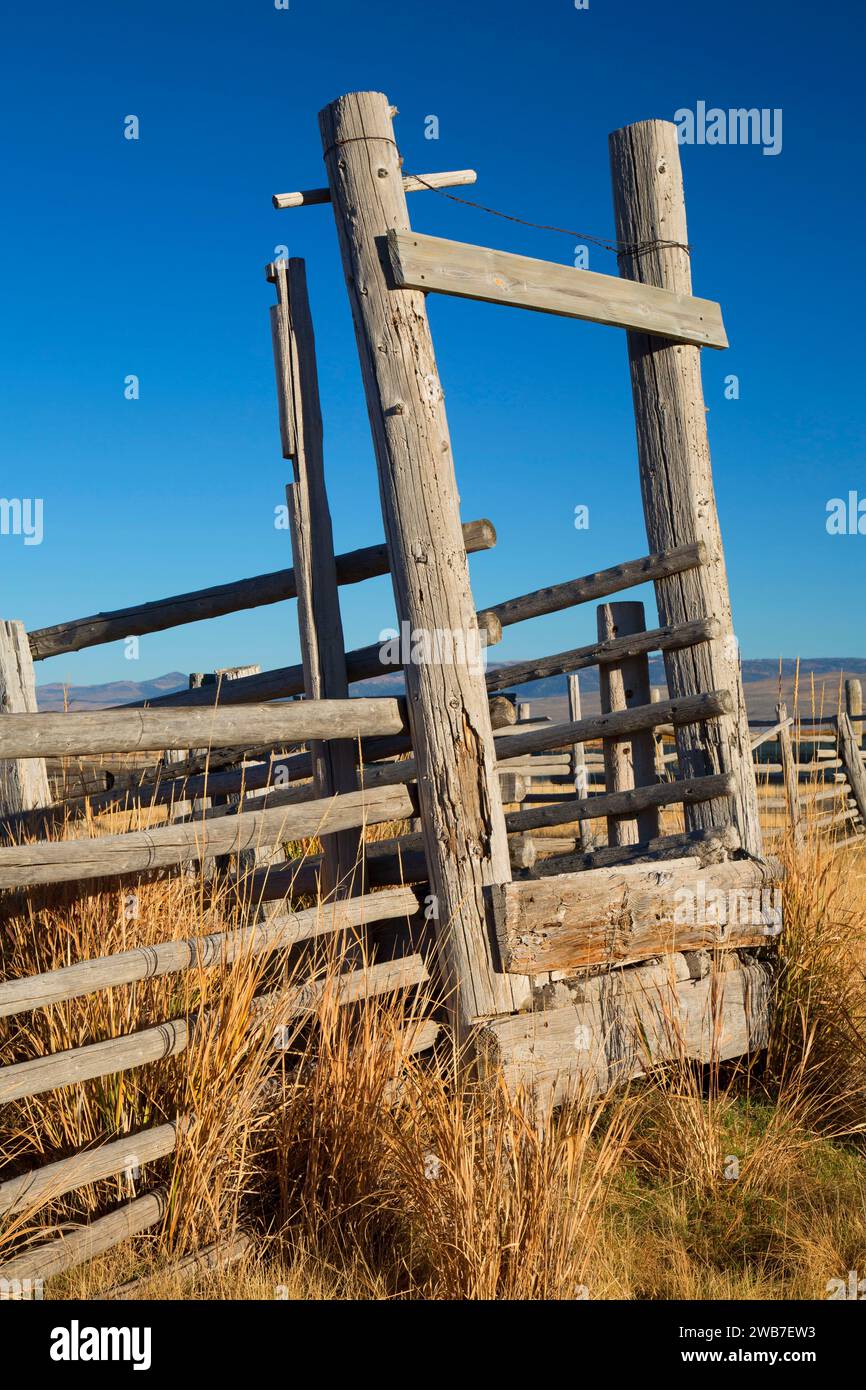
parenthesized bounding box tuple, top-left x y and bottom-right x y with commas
(0, 92, 822, 1289)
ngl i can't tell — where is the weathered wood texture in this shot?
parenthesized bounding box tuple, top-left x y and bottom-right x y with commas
(0, 1189, 169, 1284)
(0, 885, 420, 1017)
(0, 782, 414, 888)
(507, 772, 735, 835)
(104, 1233, 252, 1299)
(776, 701, 804, 847)
(271, 258, 360, 893)
(493, 854, 782, 973)
(597, 602, 659, 845)
(846, 679, 863, 750)
(0, 954, 428, 1104)
(567, 673, 594, 851)
(477, 951, 774, 1111)
(485, 541, 705, 631)
(387, 229, 728, 348)
(0, 1123, 181, 1217)
(26, 519, 496, 662)
(273, 168, 478, 209)
(0, 700, 405, 760)
(838, 712, 866, 826)
(0, 620, 50, 815)
(319, 90, 527, 1026)
(609, 119, 762, 857)
(534, 824, 739, 876)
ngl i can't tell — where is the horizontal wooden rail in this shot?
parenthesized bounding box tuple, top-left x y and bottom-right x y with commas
(0, 699, 406, 760)
(485, 542, 706, 629)
(493, 855, 783, 973)
(506, 772, 736, 835)
(273, 168, 477, 208)
(0, 885, 420, 1017)
(0, 782, 414, 889)
(486, 615, 718, 693)
(123, 609, 502, 710)
(0, 1122, 181, 1217)
(27, 518, 496, 662)
(0, 955, 428, 1104)
(386, 229, 728, 349)
(104, 1233, 252, 1299)
(0, 1189, 169, 1284)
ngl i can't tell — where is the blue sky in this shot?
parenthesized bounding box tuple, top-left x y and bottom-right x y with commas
(1, 0, 863, 691)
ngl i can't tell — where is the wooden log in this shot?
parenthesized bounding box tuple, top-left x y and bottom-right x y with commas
(103, 1233, 252, 1299)
(319, 89, 527, 1028)
(609, 119, 762, 857)
(846, 679, 863, 750)
(776, 701, 804, 848)
(567, 672, 594, 851)
(26, 519, 496, 662)
(497, 772, 527, 805)
(273, 168, 478, 209)
(837, 712, 866, 827)
(386, 229, 728, 349)
(0, 954, 428, 1104)
(477, 952, 774, 1111)
(508, 835, 537, 871)
(597, 602, 657, 845)
(0, 885, 420, 1017)
(270, 259, 361, 894)
(0, 782, 414, 889)
(533, 824, 739, 876)
(0, 1189, 169, 1284)
(0, 620, 50, 816)
(507, 771, 735, 835)
(492, 854, 783, 974)
(0, 700, 406, 760)
(120, 609, 502, 711)
(750, 716, 793, 753)
(0, 1123, 181, 1217)
(485, 541, 705, 631)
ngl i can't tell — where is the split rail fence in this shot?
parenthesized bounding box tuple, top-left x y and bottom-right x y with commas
(1, 95, 791, 1293)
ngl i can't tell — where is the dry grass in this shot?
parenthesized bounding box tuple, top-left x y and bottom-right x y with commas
(2, 787, 866, 1300)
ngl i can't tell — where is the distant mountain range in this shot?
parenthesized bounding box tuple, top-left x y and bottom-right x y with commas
(36, 659, 866, 717)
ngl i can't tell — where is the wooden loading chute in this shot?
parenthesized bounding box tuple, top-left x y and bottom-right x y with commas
(0, 92, 799, 1286)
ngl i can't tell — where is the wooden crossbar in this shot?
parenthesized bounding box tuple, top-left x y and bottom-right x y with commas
(386, 229, 728, 349)
(273, 168, 477, 209)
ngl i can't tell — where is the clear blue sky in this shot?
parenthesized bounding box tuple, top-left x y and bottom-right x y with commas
(2, 0, 863, 691)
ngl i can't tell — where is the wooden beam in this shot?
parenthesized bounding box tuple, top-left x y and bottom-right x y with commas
(26, 518, 496, 661)
(0, 782, 414, 888)
(0, 885, 420, 1017)
(0, 1123, 181, 1217)
(320, 90, 528, 1029)
(0, 620, 50, 816)
(273, 168, 478, 209)
(0, 1189, 169, 1285)
(533, 824, 739, 876)
(386, 229, 728, 349)
(506, 771, 735, 835)
(0, 699, 406, 760)
(838, 713, 866, 826)
(609, 118, 761, 856)
(477, 952, 774, 1111)
(492, 854, 783, 974)
(597, 601, 659, 845)
(567, 672, 594, 852)
(271, 258, 361, 894)
(776, 701, 804, 848)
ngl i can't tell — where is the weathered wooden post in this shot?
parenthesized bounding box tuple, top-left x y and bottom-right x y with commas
(776, 701, 804, 848)
(596, 601, 660, 846)
(0, 620, 50, 817)
(846, 678, 863, 750)
(269, 257, 361, 898)
(567, 672, 594, 850)
(609, 120, 762, 858)
(838, 711, 866, 830)
(319, 91, 529, 1030)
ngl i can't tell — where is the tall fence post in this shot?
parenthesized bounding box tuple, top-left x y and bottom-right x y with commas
(609, 119, 763, 859)
(596, 601, 660, 845)
(0, 620, 50, 817)
(269, 257, 362, 898)
(846, 678, 863, 751)
(776, 701, 803, 848)
(319, 90, 529, 1030)
(837, 711, 866, 831)
(567, 672, 594, 850)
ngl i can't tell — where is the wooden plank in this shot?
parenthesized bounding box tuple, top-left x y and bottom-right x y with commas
(597, 602, 659, 845)
(387, 229, 728, 349)
(609, 119, 761, 857)
(477, 952, 773, 1111)
(776, 701, 804, 848)
(273, 168, 478, 209)
(0, 885, 420, 1017)
(0, 1123, 181, 1217)
(492, 855, 783, 973)
(0, 954, 428, 1104)
(507, 771, 735, 835)
(0, 620, 50, 815)
(270, 259, 361, 894)
(0, 782, 414, 889)
(319, 90, 528, 1029)
(104, 1233, 252, 1299)
(838, 712, 866, 826)
(533, 824, 739, 875)
(485, 542, 705, 632)
(0, 1189, 169, 1285)
(0, 700, 406, 760)
(567, 672, 595, 852)
(750, 716, 793, 752)
(26, 519, 496, 662)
